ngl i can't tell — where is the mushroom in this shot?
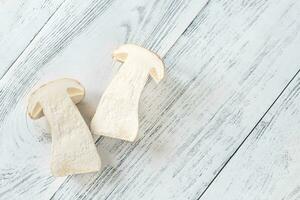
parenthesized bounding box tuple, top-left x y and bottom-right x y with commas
(27, 78, 101, 176)
(91, 44, 164, 142)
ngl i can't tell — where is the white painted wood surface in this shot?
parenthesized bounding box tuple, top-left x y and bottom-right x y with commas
(0, 0, 65, 77)
(201, 74, 300, 200)
(0, 0, 299, 199)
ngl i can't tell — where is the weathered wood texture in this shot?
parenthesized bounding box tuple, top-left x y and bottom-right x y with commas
(1, 0, 300, 199)
(51, 0, 300, 199)
(0, 0, 209, 199)
(201, 73, 300, 200)
(0, 0, 65, 78)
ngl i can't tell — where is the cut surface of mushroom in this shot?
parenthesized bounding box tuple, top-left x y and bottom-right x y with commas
(91, 44, 164, 142)
(27, 78, 101, 176)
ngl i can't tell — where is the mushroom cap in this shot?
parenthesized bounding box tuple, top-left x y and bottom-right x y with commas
(27, 78, 85, 119)
(112, 44, 165, 83)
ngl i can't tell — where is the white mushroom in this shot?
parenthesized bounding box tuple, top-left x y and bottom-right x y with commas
(91, 44, 164, 142)
(27, 78, 101, 176)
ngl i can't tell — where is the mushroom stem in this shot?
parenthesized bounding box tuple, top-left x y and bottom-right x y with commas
(40, 91, 100, 176)
(27, 78, 101, 176)
(91, 61, 149, 141)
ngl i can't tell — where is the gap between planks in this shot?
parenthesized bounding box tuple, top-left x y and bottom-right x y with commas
(0, 0, 68, 80)
(197, 68, 300, 200)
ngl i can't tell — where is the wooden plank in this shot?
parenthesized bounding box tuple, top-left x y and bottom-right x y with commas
(0, 0, 66, 78)
(0, 0, 209, 199)
(50, 0, 300, 199)
(200, 72, 300, 200)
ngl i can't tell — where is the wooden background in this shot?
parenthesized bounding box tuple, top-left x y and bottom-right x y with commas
(0, 0, 299, 199)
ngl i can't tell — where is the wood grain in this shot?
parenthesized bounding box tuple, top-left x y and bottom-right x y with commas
(51, 0, 300, 199)
(201, 73, 300, 200)
(0, 0, 208, 199)
(0, 0, 66, 78)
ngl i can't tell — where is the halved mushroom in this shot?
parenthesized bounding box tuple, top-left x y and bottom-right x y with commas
(27, 78, 101, 176)
(91, 44, 164, 142)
